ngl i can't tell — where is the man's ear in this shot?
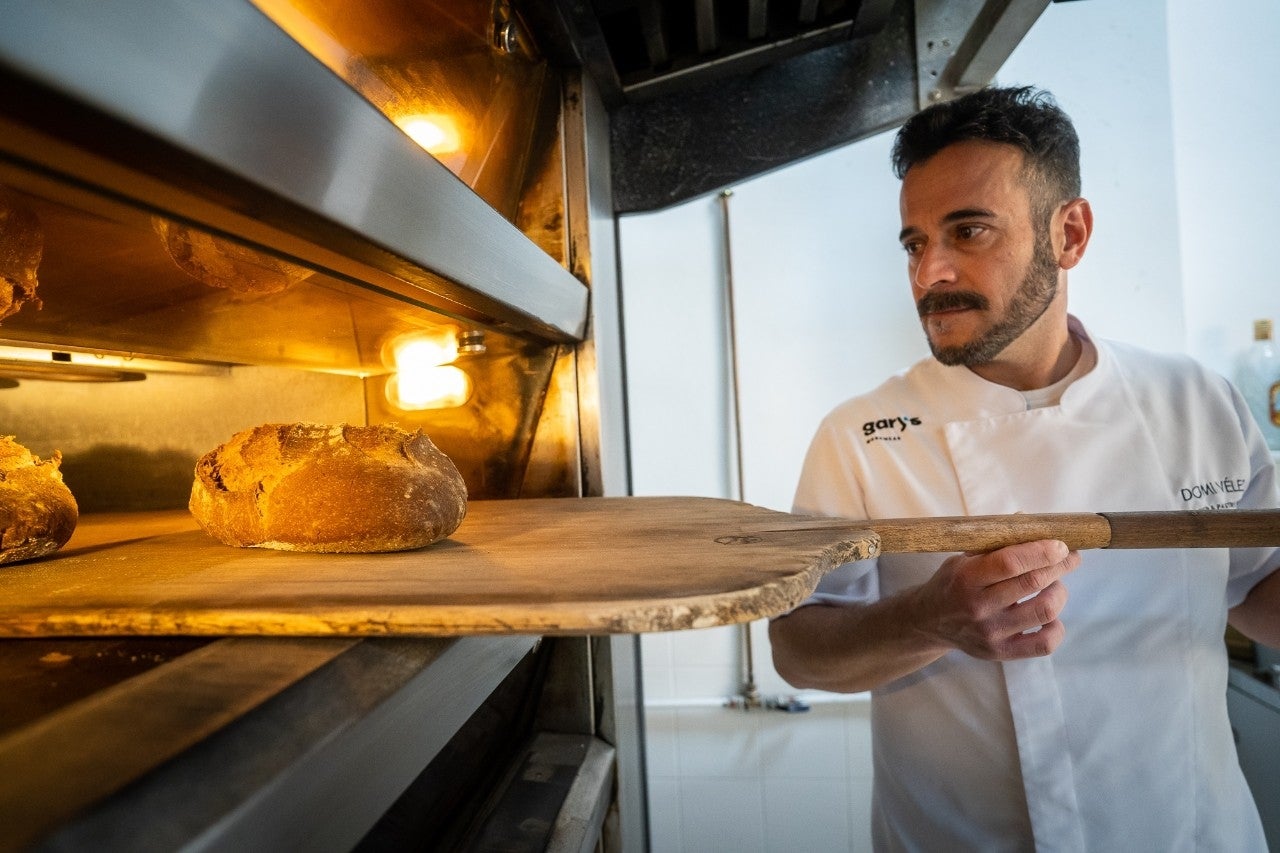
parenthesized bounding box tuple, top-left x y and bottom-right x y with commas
(1057, 197, 1093, 270)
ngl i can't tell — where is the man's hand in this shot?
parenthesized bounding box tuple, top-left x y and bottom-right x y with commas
(909, 540, 1081, 660)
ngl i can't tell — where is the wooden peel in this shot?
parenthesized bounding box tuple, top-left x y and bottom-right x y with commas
(0, 498, 1276, 638)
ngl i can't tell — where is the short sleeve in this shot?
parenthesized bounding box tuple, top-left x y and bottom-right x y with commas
(782, 414, 881, 612)
(1226, 389, 1280, 607)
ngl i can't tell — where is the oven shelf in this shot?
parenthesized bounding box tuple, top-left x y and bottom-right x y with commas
(0, 1, 587, 344)
(0, 632, 538, 851)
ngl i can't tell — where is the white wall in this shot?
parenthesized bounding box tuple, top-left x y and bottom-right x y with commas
(1168, 0, 1280, 376)
(621, 1, 1280, 849)
(621, 129, 918, 518)
(998, 0, 1186, 355)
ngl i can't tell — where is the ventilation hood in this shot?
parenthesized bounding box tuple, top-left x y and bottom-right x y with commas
(527, 0, 1058, 212)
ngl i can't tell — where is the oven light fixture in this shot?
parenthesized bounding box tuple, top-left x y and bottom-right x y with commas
(396, 114, 462, 155)
(384, 330, 472, 410)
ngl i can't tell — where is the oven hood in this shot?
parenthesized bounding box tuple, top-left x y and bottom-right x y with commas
(527, 0, 1057, 212)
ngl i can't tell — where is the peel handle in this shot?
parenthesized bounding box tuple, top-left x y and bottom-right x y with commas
(1100, 509, 1280, 550)
(869, 509, 1280, 553)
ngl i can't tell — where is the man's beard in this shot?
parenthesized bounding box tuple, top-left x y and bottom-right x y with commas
(918, 232, 1060, 366)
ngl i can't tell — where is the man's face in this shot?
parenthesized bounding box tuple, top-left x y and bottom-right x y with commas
(898, 140, 1062, 366)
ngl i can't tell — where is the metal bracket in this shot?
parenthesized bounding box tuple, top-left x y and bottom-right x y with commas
(914, 0, 1051, 108)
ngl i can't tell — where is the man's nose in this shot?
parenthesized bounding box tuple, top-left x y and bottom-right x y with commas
(912, 244, 957, 290)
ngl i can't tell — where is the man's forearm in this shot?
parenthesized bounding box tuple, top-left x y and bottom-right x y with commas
(1230, 566, 1280, 649)
(768, 590, 950, 694)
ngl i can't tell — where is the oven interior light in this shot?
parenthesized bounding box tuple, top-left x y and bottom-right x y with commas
(385, 365, 471, 410)
(392, 334, 457, 371)
(384, 330, 471, 410)
(397, 114, 462, 155)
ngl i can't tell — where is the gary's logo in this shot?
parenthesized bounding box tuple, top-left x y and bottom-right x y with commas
(863, 415, 922, 443)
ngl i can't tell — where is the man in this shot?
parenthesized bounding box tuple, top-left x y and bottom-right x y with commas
(769, 86, 1280, 851)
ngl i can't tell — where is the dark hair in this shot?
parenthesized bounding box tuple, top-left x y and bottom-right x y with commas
(890, 86, 1081, 223)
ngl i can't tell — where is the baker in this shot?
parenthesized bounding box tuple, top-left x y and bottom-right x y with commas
(769, 85, 1280, 851)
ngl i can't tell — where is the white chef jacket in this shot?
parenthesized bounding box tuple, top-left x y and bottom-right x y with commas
(790, 317, 1280, 852)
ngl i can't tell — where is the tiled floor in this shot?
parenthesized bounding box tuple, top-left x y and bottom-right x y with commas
(644, 699, 874, 853)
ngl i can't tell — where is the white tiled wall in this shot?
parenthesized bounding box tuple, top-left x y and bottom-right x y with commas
(642, 626, 759, 704)
(645, 699, 874, 853)
(640, 622, 875, 851)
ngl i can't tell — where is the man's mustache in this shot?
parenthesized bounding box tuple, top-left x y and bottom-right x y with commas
(917, 290, 989, 317)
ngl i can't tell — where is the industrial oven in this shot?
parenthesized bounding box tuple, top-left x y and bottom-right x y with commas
(0, 1, 1053, 849)
(0, 1, 637, 849)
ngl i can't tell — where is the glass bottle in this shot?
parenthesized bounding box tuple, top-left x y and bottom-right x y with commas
(1237, 319, 1280, 452)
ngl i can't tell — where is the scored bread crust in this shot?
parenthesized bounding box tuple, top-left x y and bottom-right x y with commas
(0, 436, 79, 565)
(189, 423, 468, 553)
(0, 186, 44, 323)
(152, 217, 312, 295)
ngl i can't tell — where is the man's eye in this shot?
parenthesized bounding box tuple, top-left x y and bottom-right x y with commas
(901, 241, 922, 256)
(956, 224, 985, 240)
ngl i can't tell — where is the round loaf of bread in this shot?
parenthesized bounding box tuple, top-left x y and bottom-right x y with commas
(0, 436, 78, 565)
(189, 423, 467, 553)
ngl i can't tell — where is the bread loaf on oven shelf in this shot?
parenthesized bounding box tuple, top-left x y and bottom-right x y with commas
(152, 216, 312, 295)
(0, 436, 78, 565)
(0, 185, 44, 323)
(190, 423, 468, 553)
